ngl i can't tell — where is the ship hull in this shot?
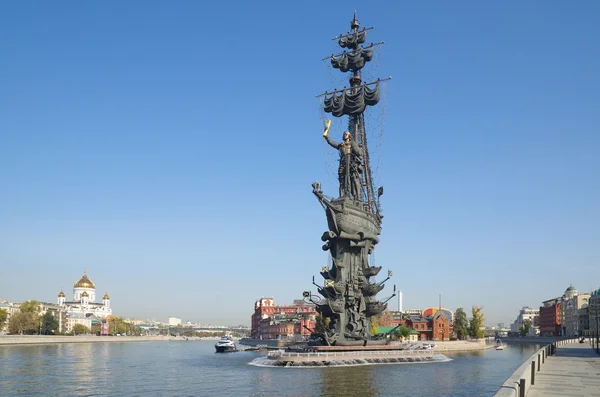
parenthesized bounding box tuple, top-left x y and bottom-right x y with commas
(325, 197, 381, 237)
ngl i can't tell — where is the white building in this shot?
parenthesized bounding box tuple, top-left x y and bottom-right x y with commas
(168, 317, 182, 326)
(510, 306, 539, 334)
(57, 271, 112, 319)
(561, 285, 590, 337)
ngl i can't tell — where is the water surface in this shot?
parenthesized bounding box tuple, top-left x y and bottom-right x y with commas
(0, 340, 540, 396)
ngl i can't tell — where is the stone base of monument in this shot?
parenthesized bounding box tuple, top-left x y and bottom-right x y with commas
(263, 345, 441, 366)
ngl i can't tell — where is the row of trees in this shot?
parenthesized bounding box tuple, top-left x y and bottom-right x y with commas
(314, 305, 486, 341)
(453, 306, 486, 340)
(0, 301, 138, 336)
(3, 300, 60, 335)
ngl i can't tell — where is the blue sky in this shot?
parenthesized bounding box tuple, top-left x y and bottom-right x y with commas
(1, 1, 598, 326)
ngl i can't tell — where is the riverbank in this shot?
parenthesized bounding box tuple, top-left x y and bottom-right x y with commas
(432, 340, 493, 352)
(0, 335, 177, 345)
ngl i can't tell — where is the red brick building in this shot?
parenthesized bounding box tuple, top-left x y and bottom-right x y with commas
(378, 310, 453, 341)
(539, 298, 562, 336)
(250, 298, 317, 340)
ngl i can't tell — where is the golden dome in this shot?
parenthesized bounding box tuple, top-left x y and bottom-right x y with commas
(74, 272, 96, 289)
(103, 293, 110, 300)
(81, 291, 89, 297)
(58, 291, 65, 297)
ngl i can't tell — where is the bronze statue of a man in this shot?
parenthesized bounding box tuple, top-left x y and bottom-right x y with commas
(323, 120, 363, 200)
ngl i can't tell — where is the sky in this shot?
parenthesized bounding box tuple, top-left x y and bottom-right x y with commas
(1, 1, 599, 327)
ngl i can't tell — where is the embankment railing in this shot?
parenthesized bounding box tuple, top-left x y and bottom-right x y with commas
(493, 338, 579, 397)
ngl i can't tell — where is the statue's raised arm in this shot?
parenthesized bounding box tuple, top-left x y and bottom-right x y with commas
(323, 120, 342, 149)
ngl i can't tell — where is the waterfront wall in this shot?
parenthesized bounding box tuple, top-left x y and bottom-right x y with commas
(493, 338, 580, 397)
(498, 336, 563, 344)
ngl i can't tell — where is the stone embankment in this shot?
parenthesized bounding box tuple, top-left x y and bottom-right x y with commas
(493, 338, 584, 397)
(0, 335, 175, 345)
(432, 340, 492, 352)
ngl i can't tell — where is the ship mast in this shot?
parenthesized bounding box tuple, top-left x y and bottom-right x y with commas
(319, 11, 389, 219)
(348, 13, 375, 214)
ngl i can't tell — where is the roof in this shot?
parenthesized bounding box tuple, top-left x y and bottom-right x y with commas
(376, 326, 398, 334)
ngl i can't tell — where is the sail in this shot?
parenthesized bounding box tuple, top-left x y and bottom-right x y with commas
(338, 30, 367, 48)
(323, 82, 380, 117)
(331, 46, 374, 72)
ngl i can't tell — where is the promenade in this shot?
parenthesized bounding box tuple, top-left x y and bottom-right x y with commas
(527, 342, 600, 397)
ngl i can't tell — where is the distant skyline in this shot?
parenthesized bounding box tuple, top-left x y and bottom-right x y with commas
(1, 1, 599, 327)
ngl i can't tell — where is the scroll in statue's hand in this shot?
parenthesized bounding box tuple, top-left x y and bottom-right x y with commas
(323, 120, 331, 137)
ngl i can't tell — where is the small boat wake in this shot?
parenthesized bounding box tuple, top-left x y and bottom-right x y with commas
(248, 354, 452, 368)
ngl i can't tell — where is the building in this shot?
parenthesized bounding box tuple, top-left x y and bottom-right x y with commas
(57, 271, 112, 319)
(168, 317, 182, 327)
(250, 297, 317, 340)
(586, 288, 600, 338)
(560, 285, 590, 337)
(39, 302, 67, 334)
(0, 301, 18, 333)
(539, 297, 562, 336)
(510, 307, 540, 334)
(376, 308, 454, 341)
(422, 307, 455, 322)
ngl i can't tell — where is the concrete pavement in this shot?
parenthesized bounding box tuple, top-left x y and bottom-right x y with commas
(527, 342, 600, 397)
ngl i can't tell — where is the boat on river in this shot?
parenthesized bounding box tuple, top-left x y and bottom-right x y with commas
(215, 335, 237, 353)
(495, 339, 505, 350)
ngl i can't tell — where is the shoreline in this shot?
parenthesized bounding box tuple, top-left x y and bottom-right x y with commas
(432, 340, 494, 352)
(1, 336, 492, 351)
(0, 335, 181, 346)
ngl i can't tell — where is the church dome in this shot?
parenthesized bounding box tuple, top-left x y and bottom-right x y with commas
(566, 285, 577, 292)
(58, 291, 65, 297)
(74, 272, 96, 289)
(103, 293, 110, 300)
(81, 291, 89, 297)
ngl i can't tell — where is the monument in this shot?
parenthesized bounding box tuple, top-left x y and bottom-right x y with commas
(258, 14, 442, 366)
(307, 12, 394, 347)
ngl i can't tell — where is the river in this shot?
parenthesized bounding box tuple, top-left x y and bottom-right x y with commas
(0, 340, 541, 396)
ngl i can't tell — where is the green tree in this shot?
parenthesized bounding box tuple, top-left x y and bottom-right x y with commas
(0, 308, 8, 331)
(40, 311, 59, 335)
(106, 316, 131, 335)
(519, 319, 532, 337)
(468, 306, 485, 339)
(8, 311, 39, 334)
(90, 323, 102, 335)
(19, 300, 40, 314)
(72, 323, 89, 335)
(454, 308, 469, 340)
(394, 326, 411, 340)
(370, 315, 380, 336)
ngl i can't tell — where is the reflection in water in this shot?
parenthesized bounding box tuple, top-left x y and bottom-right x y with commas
(320, 366, 376, 397)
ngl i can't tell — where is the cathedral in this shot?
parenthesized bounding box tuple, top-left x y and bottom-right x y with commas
(57, 271, 112, 319)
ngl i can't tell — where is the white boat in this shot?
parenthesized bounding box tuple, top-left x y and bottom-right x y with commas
(495, 339, 505, 350)
(215, 335, 237, 353)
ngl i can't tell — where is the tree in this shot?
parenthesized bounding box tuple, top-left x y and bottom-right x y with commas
(454, 308, 469, 340)
(519, 319, 532, 337)
(90, 323, 102, 335)
(40, 311, 59, 335)
(394, 326, 411, 340)
(72, 324, 89, 335)
(370, 315, 380, 335)
(468, 306, 485, 339)
(8, 311, 39, 334)
(0, 308, 8, 331)
(19, 300, 40, 314)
